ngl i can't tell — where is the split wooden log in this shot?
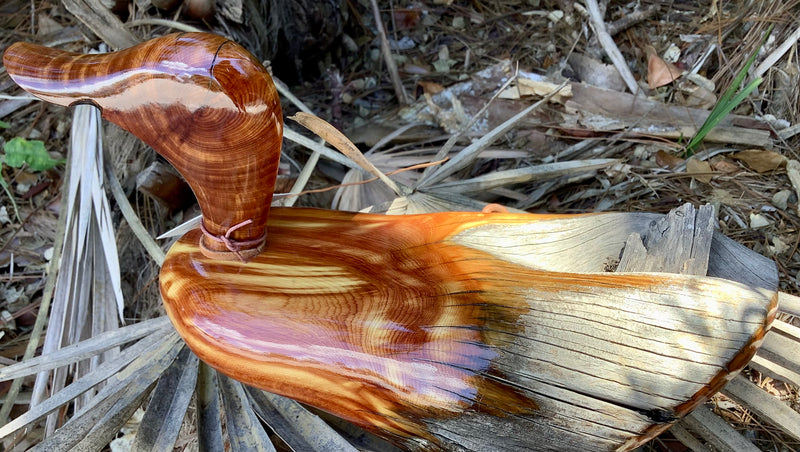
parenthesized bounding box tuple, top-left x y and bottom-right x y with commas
(4, 33, 779, 452)
(621, 205, 800, 449)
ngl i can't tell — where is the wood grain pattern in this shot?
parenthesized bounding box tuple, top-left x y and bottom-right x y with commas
(4, 34, 780, 451)
(160, 207, 777, 451)
(3, 33, 283, 258)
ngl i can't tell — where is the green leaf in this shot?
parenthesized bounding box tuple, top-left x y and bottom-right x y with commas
(0, 120, 10, 129)
(2, 137, 65, 171)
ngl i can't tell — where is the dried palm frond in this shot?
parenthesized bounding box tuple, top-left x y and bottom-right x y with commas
(25, 103, 125, 436)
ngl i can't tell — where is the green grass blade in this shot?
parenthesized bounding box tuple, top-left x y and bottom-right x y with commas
(686, 25, 773, 155)
(686, 77, 763, 152)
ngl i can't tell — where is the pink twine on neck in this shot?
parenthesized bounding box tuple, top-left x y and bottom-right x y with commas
(200, 218, 265, 262)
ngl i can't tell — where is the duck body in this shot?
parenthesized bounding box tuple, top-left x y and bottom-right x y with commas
(161, 207, 776, 451)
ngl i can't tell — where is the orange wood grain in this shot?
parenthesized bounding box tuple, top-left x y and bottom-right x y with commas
(3, 33, 282, 257)
(162, 208, 539, 443)
(161, 207, 777, 450)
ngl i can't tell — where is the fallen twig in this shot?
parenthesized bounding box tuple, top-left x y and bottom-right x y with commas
(606, 4, 659, 36)
(583, 0, 639, 94)
(369, 0, 410, 104)
(418, 79, 570, 188)
(105, 159, 166, 266)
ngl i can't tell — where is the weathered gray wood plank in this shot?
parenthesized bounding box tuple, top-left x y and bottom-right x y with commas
(757, 328, 800, 384)
(452, 204, 777, 293)
(613, 204, 766, 452)
(707, 232, 778, 291)
(667, 423, 712, 452)
(749, 354, 800, 387)
(617, 203, 715, 275)
(777, 292, 800, 317)
(771, 319, 800, 341)
(721, 375, 800, 440)
(681, 406, 762, 452)
(453, 210, 659, 273)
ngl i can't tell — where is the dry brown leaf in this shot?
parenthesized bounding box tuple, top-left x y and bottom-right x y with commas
(499, 78, 572, 104)
(417, 80, 445, 95)
(654, 150, 684, 169)
(393, 9, 421, 29)
(686, 157, 713, 183)
(710, 157, 741, 174)
(646, 45, 683, 89)
(290, 112, 402, 195)
(567, 53, 625, 91)
(675, 80, 717, 109)
(731, 149, 787, 173)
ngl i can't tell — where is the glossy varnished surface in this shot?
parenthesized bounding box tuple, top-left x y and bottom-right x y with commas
(5, 34, 779, 451)
(162, 208, 539, 444)
(3, 33, 283, 253)
(161, 207, 777, 450)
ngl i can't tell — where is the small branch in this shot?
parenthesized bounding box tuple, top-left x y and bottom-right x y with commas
(370, 0, 410, 104)
(606, 4, 658, 36)
(283, 151, 320, 208)
(104, 159, 166, 267)
(583, 0, 639, 94)
(583, 4, 658, 49)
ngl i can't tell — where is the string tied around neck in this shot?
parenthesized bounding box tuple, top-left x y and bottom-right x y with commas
(200, 219, 266, 262)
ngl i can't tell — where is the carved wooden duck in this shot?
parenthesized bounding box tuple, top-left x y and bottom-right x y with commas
(4, 33, 778, 451)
